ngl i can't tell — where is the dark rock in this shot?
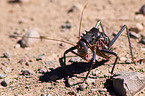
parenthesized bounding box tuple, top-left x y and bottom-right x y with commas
(25, 61, 31, 66)
(1, 79, 9, 87)
(139, 35, 145, 44)
(112, 71, 145, 96)
(140, 5, 145, 15)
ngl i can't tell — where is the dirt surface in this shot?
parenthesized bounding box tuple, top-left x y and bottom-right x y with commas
(0, 0, 145, 96)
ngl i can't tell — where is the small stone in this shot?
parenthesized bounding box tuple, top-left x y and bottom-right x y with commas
(0, 74, 7, 79)
(139, 35, 145, 44)
(46, 94, 52, 96)
(25, 61, 30, 66)
(9, 33, 19, 39)
(67, 4, 83, 13)
(4, 67, 12, 74)
(8, 0, 29, 3)
(38, 66, 47, 73)
(3, 52, 11, 60)
(25, 85, 30, 89)
(49, 75, 58, 81)
(20, 28, 40, 47)
(1, 62, 9, 66)
(129, 31, 139, 39)
(61, 21, 72, 31)
(14, 93, 18, 96)
(68, 91, 75, 95)
(76, 84, 87, 91)
(112, 32, 118, 36)
(69, 57, 81, 62)
(21, 69, 35, 75)
(86, 78, 96, 85)
(129, 23, 144, 33)
(120, 57, 127, 61)
(112, 71, 145, 96)
(45, 60, 56, 65)
(140, 5, 145, 15)
(91, 88, 107, 92)
(14, 44, 20, 48)
(36, 54, 44, 61)
(1, 79, 9, 87)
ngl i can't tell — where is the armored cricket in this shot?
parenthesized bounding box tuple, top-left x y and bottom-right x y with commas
(17, 3, 135, 83)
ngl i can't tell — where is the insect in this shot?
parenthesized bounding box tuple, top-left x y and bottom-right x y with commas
(15, 3, 135, 83)
(63, 20, 135, 82)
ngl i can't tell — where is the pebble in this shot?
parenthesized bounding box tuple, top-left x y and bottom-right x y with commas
(25, 61, 31, 66)
(1, 62, 9, 66)
(129, 31, 139, 39)
(61, 21, 72, 31)
(0, 74, 7, 79)
(14, 44, 20, 48)
(21, 69, 34, 76)
(120, 57, 127, 61)
(69, 57, 81, 62)
(139, 35, 145, 44)
(91, 88, 107, 92)
(4, 67, 12, 74)
(36, 54, 44, 61)
(112, 32, 118, 36)
(45, 60, 56, 65)
(86, 78, 96, 85)
(76, 84, 87, 91)
(68, 91, 75, 95)
(67, 4, 83, 13)
(92, 70, 101, 76)
(38, 66, 47, 73)
(1, 79, 9, 87)
(20, 28, 40, 47)
(8, 0, 29, 3)
(9, 32, 19, 39)
(3, 52, 11, 60)
(129, 23, 143, 33)
(140, 5, 145, 15)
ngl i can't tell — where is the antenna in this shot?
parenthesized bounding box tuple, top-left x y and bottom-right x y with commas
(16, 35, 75, 46)
(78, 1, 88, 39)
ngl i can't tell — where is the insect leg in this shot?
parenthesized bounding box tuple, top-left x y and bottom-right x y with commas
(95, 20, 105, 33)
(63, 46, 90, 71)
(108, 25, 134, 62)
(83, 50, 96, 82)
(101, 49, 118, 74)
(63, 46, 77, 71)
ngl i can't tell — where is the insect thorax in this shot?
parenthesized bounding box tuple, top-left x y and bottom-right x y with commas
(81, 27, 110, 49)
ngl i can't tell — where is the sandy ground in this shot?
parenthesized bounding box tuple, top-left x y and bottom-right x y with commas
(0, 0, 145, 95)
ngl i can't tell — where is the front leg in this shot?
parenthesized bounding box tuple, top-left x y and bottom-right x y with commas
(83, 49, 96, 82)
